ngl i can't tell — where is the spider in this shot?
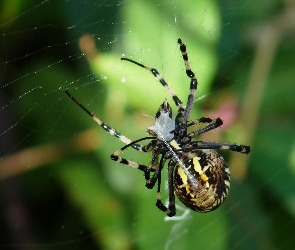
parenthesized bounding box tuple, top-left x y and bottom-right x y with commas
(65, 38, 250, 217)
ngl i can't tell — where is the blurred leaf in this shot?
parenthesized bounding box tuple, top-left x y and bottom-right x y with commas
(57, 158, 133, 250)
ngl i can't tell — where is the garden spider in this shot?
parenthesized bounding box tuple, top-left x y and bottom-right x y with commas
(65, 38, 250, 217)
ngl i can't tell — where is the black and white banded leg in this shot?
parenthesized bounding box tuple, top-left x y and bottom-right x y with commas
(110, 138, 167, 188)
(177, 38, 199, 121)
(65, 90, 146, 151)
(186, 141, 250, 154)
(187, 117, 224, 138)
(121, 58, 184, 112)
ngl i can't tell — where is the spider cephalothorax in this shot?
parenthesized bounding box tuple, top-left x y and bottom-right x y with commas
(66, 38, 250, 217)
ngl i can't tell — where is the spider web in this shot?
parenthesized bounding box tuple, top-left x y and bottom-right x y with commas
(1, 0, 295, 249)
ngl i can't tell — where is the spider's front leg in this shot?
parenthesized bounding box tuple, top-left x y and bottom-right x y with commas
(179, 117, 223, 142)
(121, 57, 184, 112)
(185, 117, 250, 153)
(177, 38, 198, 121)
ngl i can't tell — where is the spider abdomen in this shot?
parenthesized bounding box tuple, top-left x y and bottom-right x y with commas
(173, 150, 230, 212)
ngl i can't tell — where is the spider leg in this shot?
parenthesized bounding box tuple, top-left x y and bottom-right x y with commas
(187, 117, 223, 139)
(148, 150, 160, 172)
(171, 117, 222, 136)
(110, 138, 164, 187)
(177, 39, 198, 121)
(110, 137, 156, 168)
(144, 154, 166, 189)
(156, 160, 176, 217)
(65, 90, 145, 151)
(121, 58, 184, 111)
(183, 141, 250, 154)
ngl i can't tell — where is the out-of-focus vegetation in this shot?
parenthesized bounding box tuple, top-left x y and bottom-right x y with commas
(1, 0, 295, 249)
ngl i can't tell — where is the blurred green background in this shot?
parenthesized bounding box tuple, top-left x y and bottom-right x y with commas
(1, 0, 295, 249)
